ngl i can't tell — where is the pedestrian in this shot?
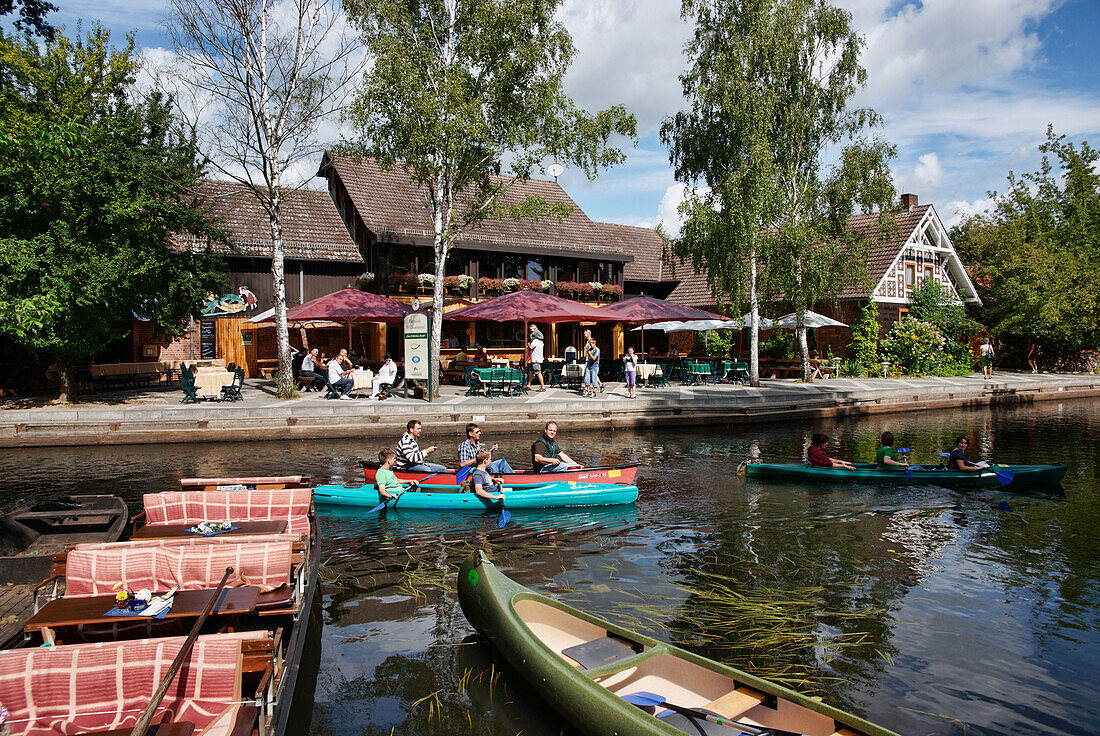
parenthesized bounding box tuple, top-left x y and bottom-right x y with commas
(583, 336, 601, 397)
(582, 329, 604, 393)
(623, 346, 638, 399)
(526, 324, 546, 392)
(395, 419, 447, 472)
(1027, 341, 1039, 373)
(979, 337, 995, 380)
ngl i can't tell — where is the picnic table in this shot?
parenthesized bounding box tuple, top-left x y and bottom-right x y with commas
(25, 586, 260, 645)
(191, 370, 236, 398)
(131, 520, 288, 540)
(467, 366, 526, 396)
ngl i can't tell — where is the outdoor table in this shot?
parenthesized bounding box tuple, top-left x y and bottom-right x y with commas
(191, 370, 235, 398)
(635, 363, 659, 386)
(85, 723, 196, 736)
(470, 367, 524, 396)
(349, 368, 374, 395)
(131, 520, 288, 540)
(25, 586, 260, 645)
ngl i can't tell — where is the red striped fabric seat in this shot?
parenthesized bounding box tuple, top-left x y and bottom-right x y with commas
(0, 632, 263, 735)
(143, 489, 311, 536)
(64, 541, 293, 596)
(75, 534, 292, 552)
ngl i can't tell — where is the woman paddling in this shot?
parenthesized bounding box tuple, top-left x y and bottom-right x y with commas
(876, 431, 909, 470)
(374, 449, 420, 500)
(947, 435, 987, 472)
(807, 433, 855, 469)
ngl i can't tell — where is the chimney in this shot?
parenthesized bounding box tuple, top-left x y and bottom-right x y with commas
(900, 193, 918, 211)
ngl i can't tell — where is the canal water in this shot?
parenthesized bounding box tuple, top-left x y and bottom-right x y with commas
(1, 398, 1097, 736)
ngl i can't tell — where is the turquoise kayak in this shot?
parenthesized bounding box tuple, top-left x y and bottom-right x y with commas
(312, 481, 639, 509)
(743, 462, 1067, 490)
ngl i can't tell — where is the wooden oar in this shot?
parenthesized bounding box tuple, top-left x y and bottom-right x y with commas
(621, 691, 804, 735)
(129, 567, 234, 736)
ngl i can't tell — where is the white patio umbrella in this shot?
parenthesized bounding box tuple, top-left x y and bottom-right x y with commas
(740, 312, 776, 329)
(774, 311, 848, 328)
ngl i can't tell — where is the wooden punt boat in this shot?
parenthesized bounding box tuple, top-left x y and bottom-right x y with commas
(458, 550, 901, 736)
(180, 474, 312, 491)
(743, 462, 1067, 490)
(0, 495, 127, 646)
(361, 460, 640, 488)
(314, 481, 639, 510)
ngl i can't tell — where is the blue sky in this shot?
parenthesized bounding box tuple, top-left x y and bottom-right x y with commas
(15, 0, 1100, 234)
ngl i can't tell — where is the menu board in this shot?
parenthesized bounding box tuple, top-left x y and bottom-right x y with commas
(200, 320, 217, 359)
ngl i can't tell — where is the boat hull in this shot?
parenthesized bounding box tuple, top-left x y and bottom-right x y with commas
(361, 461, 639, 488)
(313, 481, 639, 509)
(458, 551, 900, 736)
(744, 462, 1067, 490)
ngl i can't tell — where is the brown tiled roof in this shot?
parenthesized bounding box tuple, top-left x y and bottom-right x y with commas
(173, 180, 362, 263)
(601, 223, 672, 281)
(667, 205, 933, 307)
(321, 154, 630, 261)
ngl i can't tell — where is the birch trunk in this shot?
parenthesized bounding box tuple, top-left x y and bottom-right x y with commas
(748, 247, 760, 387)
(428, 179, 447, 401)
(797, 314, 811, 382)
(269, 181, 293, 398)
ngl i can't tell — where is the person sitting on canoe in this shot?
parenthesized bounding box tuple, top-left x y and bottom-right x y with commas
(396, 419, 446, 473)
(532, 421, 580, 473)
(947, 435, 988, 472)
(807, 433, 855, 469)
(458, 422, 512, 473)
(876, 431, 909, 470)
(375, 449, 420, 500)
(471, 450, 506, 503)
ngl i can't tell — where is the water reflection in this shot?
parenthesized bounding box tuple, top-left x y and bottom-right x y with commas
(1, 400, 1099, 735)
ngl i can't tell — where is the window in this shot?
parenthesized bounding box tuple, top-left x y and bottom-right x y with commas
(898, 307, 909, 321)
(904, 263, 916, 288)
(924, 265, 935, 283)
(501, 254, 526, 279)
(525, 257, 545, 281)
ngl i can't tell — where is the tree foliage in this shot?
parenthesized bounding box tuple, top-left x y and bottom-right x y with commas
(848, 299, 878, 368)
(907, 278, 979, 362)
(0, 0, 55, 39)
(952, 126, 1100, 354)
(342, 0, 636, 396)
(662, 0, 894, 384)
(0, 27, 224, 398)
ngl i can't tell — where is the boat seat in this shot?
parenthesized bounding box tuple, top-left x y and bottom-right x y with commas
(561, 633, 643, 670)
(255, 583, 294, 611)
(701, 686, 768, 718)
(655, 708, 739, 735)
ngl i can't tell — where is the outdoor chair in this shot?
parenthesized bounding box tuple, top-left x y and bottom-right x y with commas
(728, 361, 751, 384)
(463, 366, 482, 396)
(650, 362, 672, 388)
(486, 366, 506, 397)
(179, 371, 199, 404)
(510, 367, 528, 396)
(220, 367, 245, 402)
(322, 373, 343, 400)
(563, 346, 578, 363)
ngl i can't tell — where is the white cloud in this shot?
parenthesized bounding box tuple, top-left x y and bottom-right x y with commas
(654, 182, 709, 238)
(893, 152, 944, 197)
(941, 197, 996, 229)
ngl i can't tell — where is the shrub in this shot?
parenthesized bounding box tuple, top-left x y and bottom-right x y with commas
(880, 316, 947, 374)
(908, 280, 980, 361)
(838, 359, 866, 377)
(849, 300, 879, 367)
(760, 330, 795, 359)
(603, 283, 623, 296)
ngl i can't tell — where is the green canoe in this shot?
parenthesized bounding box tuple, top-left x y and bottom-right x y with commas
(458, 550, 900, 736)
(743, 462, 1067, 490)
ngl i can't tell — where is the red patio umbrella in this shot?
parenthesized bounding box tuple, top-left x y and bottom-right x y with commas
(259, 288, 411, 356)
(598, 296, 727, 356)
(444, 290, 617, 323)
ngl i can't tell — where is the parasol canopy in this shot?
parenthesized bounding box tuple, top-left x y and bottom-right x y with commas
(444, 290, 618, 323)
(598, 296, 726, 323)
(256, 288, 411, 325)
(774, 311, 848, 328)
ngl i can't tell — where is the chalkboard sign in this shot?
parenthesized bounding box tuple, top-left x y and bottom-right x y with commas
(200, 320, 217, 359)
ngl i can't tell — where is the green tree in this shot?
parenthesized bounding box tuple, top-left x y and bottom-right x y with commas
(0, 27, 224, 400)
(342, 0, 636, 398)
(662, 0, 894, 385)
(848, 299, 878, 368)
(907, 278, 979, 362)
(953, 126, 1100, 354)
(0, 0, 55, 39)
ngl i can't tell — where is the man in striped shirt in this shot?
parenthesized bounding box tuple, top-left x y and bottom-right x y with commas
(395, 419, 446, 472)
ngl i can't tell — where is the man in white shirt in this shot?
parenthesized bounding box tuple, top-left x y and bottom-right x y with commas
(525, 323, 546, 392)
(372, 354, 399, 398)
(298, 348, 325, 391)
(327, 348, 354, 398)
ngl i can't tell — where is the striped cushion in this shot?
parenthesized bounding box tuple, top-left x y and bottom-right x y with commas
(143, 489, 311, 536)
(0, 632, 262, 735)
(75, 534, 293, 552)
(64, 541, 293, 596)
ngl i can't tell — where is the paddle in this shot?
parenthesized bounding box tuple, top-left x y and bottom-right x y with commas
(129, 567, 234, 736)
(936, 453, 1014, 484)
(497, 499, 510, 527)
(367, 471, 443, 512)
(620, 691, 803, 736)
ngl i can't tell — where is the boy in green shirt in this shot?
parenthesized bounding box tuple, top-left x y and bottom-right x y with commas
(375, 448, 420, 500)
(876, 431, 909, 470)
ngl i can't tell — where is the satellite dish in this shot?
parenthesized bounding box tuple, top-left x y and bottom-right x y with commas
(547, 163, 564, 181)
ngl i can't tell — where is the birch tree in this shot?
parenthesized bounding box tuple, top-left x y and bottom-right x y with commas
(662, 0, 894, 383)
(341, 0, 636, 398)
(165, 0, 362, 397)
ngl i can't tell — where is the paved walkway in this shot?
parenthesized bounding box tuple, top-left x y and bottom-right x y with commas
(1, 371, 1097, 447)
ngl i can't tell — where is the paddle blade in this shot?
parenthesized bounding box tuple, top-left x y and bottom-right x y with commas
(897, 447, 911, 454)
(456, 466, 473, 483)
(620, 691, 665, 707)
(367, 500, 388, 513)
(905, 467, 912, 483)
(497, 508, 511, 527)
(939, 452, 952, 457)
(993, 469, 1015, 484)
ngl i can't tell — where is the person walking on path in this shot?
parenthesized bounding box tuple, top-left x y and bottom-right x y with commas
(583, 329, 604, 394)
(1028, 341, 1039, 373)
(979, 338, 996, 380)
(583, 336, 601, 397)
(526, 324, 546, 392)
(396, 419, 446, 472)
(623, 346, 638, 399)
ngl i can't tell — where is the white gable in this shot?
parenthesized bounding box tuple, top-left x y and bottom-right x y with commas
(871, 205, 981, 305)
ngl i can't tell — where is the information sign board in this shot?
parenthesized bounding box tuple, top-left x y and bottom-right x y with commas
(403, 312, 430, 380)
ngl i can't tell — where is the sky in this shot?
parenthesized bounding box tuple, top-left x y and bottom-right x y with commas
(16, 0, 1100, 235)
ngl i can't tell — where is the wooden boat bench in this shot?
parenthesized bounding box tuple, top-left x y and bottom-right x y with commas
(0, 632, 271, 736)
(137, 489, 313, 538)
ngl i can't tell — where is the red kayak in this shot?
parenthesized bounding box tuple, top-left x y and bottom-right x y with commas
(359, 461, 640, 487)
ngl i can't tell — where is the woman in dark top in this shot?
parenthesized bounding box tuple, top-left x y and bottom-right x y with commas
(947, 435, 985, 472)
(807, 433, 855, 469)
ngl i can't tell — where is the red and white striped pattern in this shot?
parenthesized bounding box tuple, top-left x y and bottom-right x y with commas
(0, 632, 263, 736)
(143, 489, 311, 536)
(64, 541, 293, 596)
(75, 534, 292, 552)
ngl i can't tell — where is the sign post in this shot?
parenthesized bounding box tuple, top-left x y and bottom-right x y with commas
(403, 302, 431, 401)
